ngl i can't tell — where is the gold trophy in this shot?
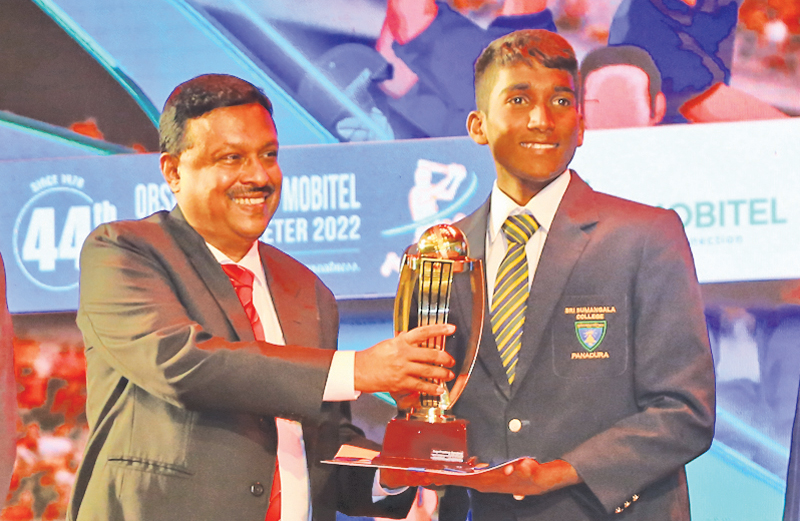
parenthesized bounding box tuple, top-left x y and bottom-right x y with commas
(377, 224, 484, 470)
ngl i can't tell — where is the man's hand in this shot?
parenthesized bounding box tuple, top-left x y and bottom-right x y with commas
(354, 324, 455, 395)
(380, 458, 581, 497)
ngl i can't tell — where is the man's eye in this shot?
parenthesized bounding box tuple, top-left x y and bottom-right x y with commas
(555, 97, 572, 107)
(510, 96, 525, 104)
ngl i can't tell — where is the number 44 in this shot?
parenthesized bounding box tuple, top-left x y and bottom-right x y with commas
(22, 202, 117, 272)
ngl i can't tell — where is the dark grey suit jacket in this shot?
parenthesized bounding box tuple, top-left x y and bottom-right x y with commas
(442, 173, 715, 520)
(68, 207, 413, 521)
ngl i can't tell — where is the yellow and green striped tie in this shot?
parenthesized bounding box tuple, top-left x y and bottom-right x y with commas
(491, 214, 539, 384)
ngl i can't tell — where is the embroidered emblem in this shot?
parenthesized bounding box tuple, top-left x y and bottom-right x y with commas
(575, 321, 607, 352)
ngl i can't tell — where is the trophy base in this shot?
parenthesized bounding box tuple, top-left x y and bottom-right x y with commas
(376, 418, 472, 470)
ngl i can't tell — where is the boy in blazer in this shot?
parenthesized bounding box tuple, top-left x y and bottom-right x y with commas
(389, 30, 715, 520)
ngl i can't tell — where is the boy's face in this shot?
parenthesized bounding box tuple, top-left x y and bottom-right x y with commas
(468, 60, 584, 205)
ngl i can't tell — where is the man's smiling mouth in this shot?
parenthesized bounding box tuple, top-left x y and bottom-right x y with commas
(232, 195, 267, 206)
(229, 186, 274, 206)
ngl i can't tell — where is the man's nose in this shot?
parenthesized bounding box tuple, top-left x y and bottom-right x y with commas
(242, 156, 275, 184)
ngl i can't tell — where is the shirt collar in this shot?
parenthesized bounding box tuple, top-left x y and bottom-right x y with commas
(489, 170, 571, 242)
(206, 241, 266, 289)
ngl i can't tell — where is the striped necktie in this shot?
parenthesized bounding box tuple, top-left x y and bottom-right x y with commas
(490, 214, 539, 384)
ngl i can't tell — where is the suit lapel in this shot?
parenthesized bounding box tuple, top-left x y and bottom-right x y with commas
(163, 207, 255, 342)
(456, 198, 512, 398)
(259, 244, 320, 348)
(510, 173, 599, 392)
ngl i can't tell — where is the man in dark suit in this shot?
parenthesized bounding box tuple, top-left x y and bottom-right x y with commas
(67, 74, 456, 521)
(388, 30, 716, 520)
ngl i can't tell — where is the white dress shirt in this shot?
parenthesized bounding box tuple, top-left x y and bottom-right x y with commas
(485, 171, 571, 307)
(207, 242, 358, 521)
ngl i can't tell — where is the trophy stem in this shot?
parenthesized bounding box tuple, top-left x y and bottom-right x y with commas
(409, 406, 457, 423)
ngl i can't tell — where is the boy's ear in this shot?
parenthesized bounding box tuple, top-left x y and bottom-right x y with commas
(466, 111, 488, 145)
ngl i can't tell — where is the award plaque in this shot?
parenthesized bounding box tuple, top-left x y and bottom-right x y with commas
(376, 224, 484, 470)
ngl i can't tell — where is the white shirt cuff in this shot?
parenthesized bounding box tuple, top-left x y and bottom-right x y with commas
(323, 351, 361, 401)
(372, 469, 409, 500)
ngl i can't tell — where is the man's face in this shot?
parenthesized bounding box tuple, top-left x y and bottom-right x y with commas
(468, 61, 584, 205)
(161, 103, 282, 259)
(583, 64, 663, 129)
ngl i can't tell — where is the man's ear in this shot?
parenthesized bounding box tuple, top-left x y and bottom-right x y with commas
(160, 153, 181, 193)
(466, 111, 488, 145)
(577, 112, 585, 147)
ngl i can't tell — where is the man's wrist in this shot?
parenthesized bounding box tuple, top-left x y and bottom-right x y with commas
(322, 351, 360, 401)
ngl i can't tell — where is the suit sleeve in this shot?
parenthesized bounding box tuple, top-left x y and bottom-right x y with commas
(77, 222, 334, 421)
(561, 210, 716, 512)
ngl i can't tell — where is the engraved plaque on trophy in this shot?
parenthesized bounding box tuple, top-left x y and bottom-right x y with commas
(376, 224, 485, 470)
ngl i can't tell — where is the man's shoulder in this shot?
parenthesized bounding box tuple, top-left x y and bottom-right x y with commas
(90, 210, 171, 239)
(258, 242, 332, 293)
(83, 211, 184, 260)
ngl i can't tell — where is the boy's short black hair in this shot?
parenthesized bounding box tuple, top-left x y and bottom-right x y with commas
(474, 30, 579, 111)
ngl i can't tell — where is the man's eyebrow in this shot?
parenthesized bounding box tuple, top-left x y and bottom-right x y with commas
(554, 85, 576, 95)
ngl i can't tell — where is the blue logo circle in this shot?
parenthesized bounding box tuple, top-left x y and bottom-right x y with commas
(13, 187, 94, 291)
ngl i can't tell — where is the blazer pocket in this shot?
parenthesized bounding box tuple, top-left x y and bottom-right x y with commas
(551, 295, 629, 378)
(107, 456, 194, 478)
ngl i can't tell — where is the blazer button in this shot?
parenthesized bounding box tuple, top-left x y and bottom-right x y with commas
(250, 482, 265, 497)
(508, 418, 522, 433)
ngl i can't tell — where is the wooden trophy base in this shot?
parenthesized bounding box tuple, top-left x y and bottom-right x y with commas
(376, 418, 472, 470)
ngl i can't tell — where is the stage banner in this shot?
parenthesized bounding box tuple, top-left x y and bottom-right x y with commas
(1, 118, 798, 313)
(0, 138, 496, 313)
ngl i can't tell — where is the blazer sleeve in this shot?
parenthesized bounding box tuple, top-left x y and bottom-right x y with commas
(561, 210, 716, 512)
(77, 222, 334, 421)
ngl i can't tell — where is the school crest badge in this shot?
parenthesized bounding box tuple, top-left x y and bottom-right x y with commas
(575, 321, 607, 352)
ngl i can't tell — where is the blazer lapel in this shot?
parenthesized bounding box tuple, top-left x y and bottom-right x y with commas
(259, 244, 320, 349)
(456, 198, 512, 398)
(511, 173, 599, 392)
(163, 207, 255, 342)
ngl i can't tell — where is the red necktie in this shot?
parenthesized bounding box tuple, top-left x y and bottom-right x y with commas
(221, 264, 281, 520)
